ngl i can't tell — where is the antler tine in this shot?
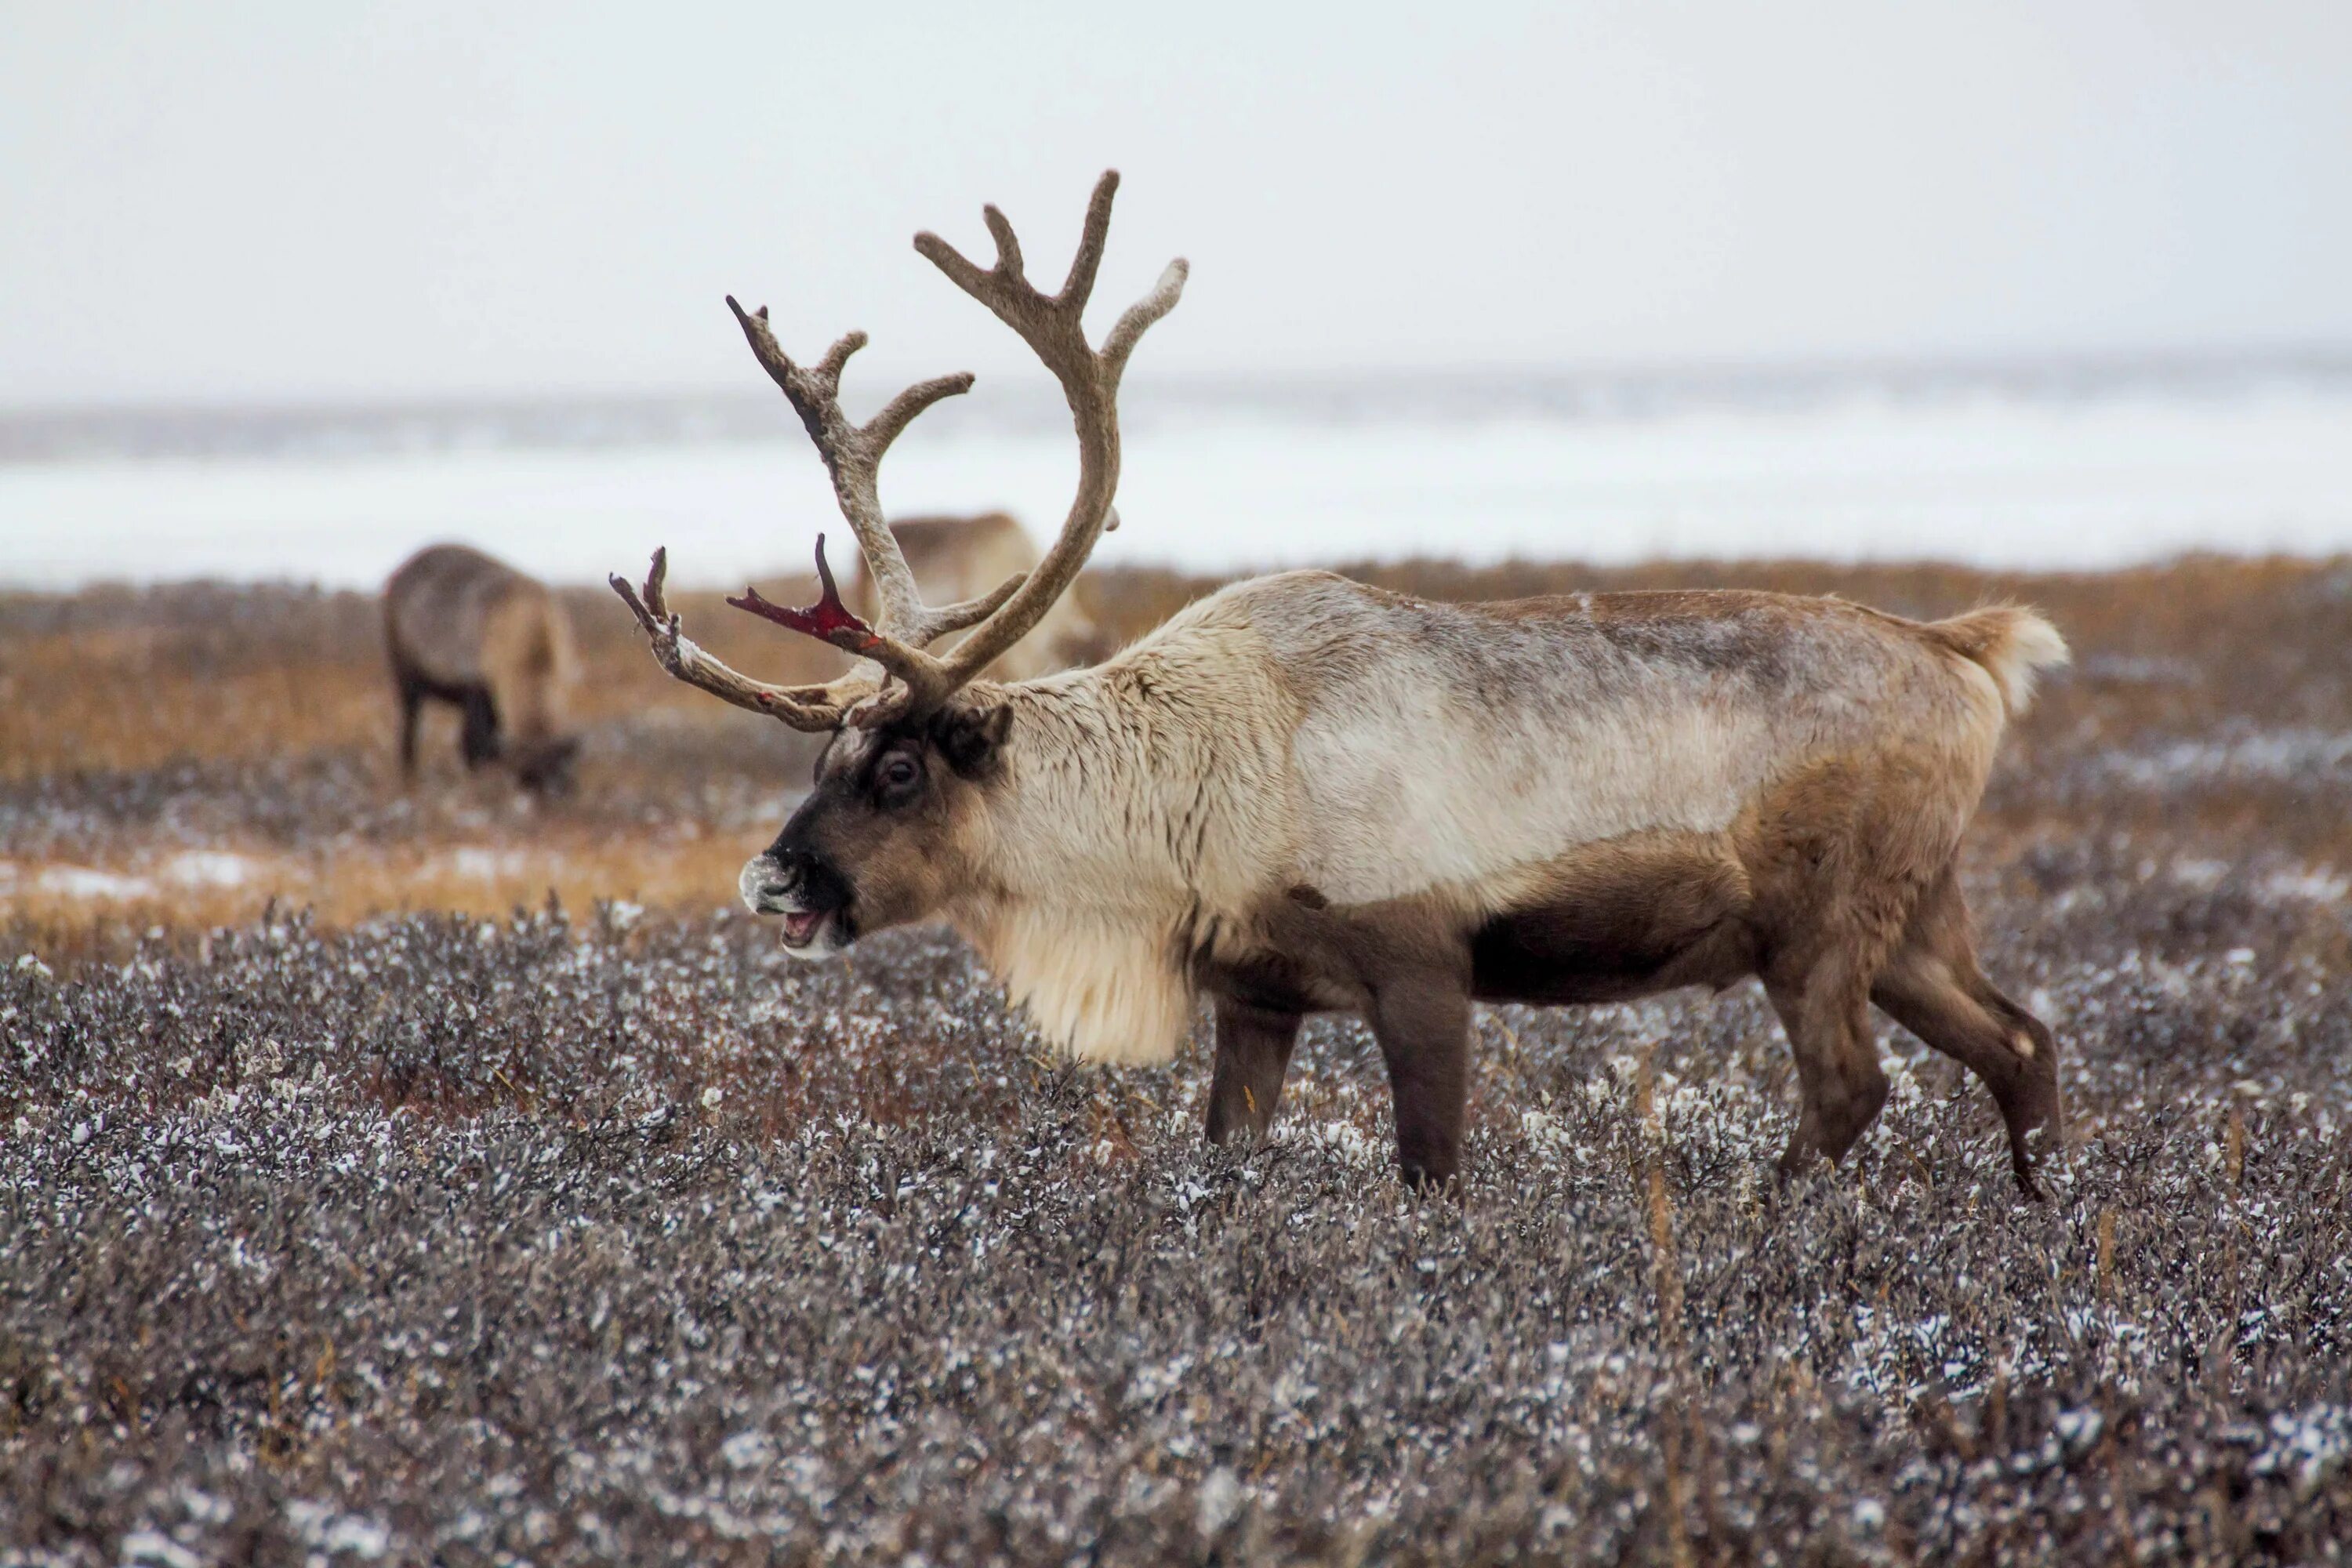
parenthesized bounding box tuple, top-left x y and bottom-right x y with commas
(914, 170, 1122, 346)
(866, 369, 978, 454)
(982, 205, 1025, 279)
(914, 571, 1029, 641)
(727, 535, 884, 655)
(1058, 169, 1118, 307)
(913, 217, 1082, 390)
(1102, 259, 1190, 384)
(610, 543, 673, 632)
(607, 550, 876, 731)
(811, 327, 865, 385)
(726, 298, 858, 470)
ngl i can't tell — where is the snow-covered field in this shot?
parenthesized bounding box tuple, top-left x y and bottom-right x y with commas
(6, 872, 2350, 1563)
(7, 372, 2352, 590)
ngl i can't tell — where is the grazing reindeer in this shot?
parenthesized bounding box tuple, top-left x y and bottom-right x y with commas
(849, 514, 1108, 681)
(613, 172, 2071, 1193)
(386, 544, 580, 793)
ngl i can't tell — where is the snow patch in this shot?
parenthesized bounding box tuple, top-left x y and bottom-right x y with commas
(34, 865, 157, 899)
(448, 847, 532, 880)
(2263, 866, 2350, 904)
(164, 850, 256, 888)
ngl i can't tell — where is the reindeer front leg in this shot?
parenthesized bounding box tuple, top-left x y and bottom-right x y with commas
(1204, 998, 1302, 1146)
(1367, 972, 1472, 1188)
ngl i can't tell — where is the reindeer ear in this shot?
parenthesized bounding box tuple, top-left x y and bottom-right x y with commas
(931, 702, 1014, 778)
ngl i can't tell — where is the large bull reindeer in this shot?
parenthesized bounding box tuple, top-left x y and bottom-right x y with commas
(615, 172, 2074, 1196)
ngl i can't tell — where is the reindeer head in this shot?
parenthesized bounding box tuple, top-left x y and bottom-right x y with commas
(734, 699, 1011, 956)
(612, 171, 1185, 954)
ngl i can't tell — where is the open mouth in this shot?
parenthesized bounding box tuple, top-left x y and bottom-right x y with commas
(779, 909, 830, 949)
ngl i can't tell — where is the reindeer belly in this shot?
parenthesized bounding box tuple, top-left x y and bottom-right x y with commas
(1468, 830, 1756, 1004)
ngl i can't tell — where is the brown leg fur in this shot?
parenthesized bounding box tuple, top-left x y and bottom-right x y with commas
(1871, 866, 2063, 1197)
(1367, 970, 1472, 1188)
(396, 675, 425, 782)
(1740, 748, 1962, 1178)
(1204, 999, 1302, 1147)
(1762, 950, 1892, 1177)
(459, 688, 502, 769)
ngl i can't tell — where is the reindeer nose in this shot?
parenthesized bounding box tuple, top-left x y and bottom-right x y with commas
(756, 848, 819, 904)
(741, 852, 803, 915)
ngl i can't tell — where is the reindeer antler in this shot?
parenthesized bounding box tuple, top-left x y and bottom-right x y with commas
(727, 535, 883, 654)
(608, 547, 869, 728)
(612, 170, 1184, 730)
(908, 170, 1188, 688)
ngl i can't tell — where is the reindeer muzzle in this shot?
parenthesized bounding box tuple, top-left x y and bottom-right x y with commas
(739, 850, 855, 955)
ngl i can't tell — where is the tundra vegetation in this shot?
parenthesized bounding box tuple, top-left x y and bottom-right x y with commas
(3, 554, 2350, 1563)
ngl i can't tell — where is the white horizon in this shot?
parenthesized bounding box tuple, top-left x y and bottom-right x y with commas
(9, 378, 2350, 591)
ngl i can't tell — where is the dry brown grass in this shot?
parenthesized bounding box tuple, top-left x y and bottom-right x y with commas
(5, 554, 2350, 945)
(0, 833, 756, 954)
(0, 576, 846, 781)
(9, 554, 2342, 772)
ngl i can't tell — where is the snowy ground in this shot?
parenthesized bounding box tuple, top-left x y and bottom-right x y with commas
(8, 372, 2352, 591)
(4, 877, 2349, 1564)
(3, 557, 2350, 1561)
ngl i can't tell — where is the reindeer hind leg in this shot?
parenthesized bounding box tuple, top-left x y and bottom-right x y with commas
(1871, 867, 2063, 1197)
(1763, 949, 1891, 1178)
(1743, 748, 1964, 1182)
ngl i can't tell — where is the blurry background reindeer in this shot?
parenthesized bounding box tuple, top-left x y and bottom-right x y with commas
(384, 544, 582, 795)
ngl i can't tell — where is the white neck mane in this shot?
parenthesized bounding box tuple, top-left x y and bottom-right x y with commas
(948, 612, 1298, 1064)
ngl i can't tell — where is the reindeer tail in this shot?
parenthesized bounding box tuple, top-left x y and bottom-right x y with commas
(1927, 606, 2071, 716)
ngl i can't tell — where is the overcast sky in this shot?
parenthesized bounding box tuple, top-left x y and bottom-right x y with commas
(4, 0, 2348, 406)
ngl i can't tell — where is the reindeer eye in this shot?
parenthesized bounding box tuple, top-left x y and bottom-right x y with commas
(877, 754, 920, 794)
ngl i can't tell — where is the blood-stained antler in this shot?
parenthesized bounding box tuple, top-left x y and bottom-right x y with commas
(727, 535, 882, 654)
(612, 169, 1182, 728)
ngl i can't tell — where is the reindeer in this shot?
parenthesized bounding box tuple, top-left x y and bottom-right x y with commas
(385, 544, 580, 793)
(848, 513, 1108, 681)
(612, 172, 2071, 1193)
